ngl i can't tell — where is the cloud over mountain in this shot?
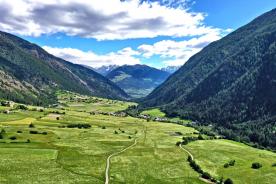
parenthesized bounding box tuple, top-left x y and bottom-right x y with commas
(0, 0, 224, 40)
(43, 46, 141, 68)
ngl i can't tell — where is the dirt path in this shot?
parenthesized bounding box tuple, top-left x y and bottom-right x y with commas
(104, 138, 139, 184)
(179, 145, 215, 184)
(179, 144, 194, 160)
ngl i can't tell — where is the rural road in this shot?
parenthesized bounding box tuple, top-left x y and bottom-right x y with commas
(179, 144, 215, 184)
(179, 144, 194, 160)
(105, 138, 139, 184)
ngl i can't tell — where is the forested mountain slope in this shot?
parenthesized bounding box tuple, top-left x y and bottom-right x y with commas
(0, 31, 129, 105)
(141, 9, 276, 149)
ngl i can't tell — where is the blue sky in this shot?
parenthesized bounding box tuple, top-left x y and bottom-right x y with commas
(1, 0, 275, 68)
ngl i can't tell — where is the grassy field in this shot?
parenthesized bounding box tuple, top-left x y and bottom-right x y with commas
(0, 91, 275, 183)
(141, 108, 166, 117)
(186, 140, 276, 184)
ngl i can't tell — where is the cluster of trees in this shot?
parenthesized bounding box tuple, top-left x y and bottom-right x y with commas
(29, 130, 47, 135)
(251, 162, 262, 169)
(224, 160, 236, 168)
(67, 123, 91, 129)
(187, 156, 233, 183)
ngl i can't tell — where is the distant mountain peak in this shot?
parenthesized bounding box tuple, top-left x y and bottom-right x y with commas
(161, 66, 181, 74)
(106, 64, 170, 98)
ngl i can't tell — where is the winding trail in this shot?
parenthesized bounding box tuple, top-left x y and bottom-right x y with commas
(179, 144, 215, 184)
(104, 138, 139, 184)
(179, 144, 194, 160)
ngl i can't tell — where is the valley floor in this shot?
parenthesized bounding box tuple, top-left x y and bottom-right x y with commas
(0, 92, 275, 184)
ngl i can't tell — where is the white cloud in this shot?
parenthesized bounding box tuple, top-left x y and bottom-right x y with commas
(43, 46, 141, 67)
(0, 0, 224, 40)
(138, 30, 230, 66)
(43, 28, 232, 68)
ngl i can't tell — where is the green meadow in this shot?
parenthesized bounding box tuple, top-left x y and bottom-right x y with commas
(0, 91, 275, 183)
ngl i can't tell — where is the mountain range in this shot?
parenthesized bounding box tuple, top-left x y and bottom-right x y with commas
(0, 31, 129, 105)
(106, 64, 170, 98)
(91, 65, 119, 76)
(142, 8, 276, 149)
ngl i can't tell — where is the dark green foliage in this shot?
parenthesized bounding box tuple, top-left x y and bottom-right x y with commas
(0, 31, 129, 105)
(198, 134, 204, 140)
(30, 130, 38, 134)
(17, 130, 22, 133)
(202, 172, 211, 180)
(26, 139, 31, 143)
(16, 104, 28, 110)
(189, 160, 203, 174)
(224, 160, 235, 168)
(272, 163, 276, 167)
(229, 160, 235, 166)
(9, 136, 17, 140)
(224, 178, 234, 184)
(29, 123, 35, 128)
(182, 136, 198, 145)
(107, 64, 170, 98)
(114, 130, 118, 134)
(251, 162, 262, 169)
(141, 9, 276, 150)
(41, 132, 48, 135)
(224, 163, 229, 168)
(67, 123, 91, 129)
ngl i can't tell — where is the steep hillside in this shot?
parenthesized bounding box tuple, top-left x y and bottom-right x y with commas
(141, 9, 276, 149)
(0, 31, 129, 105)
(107, 64, 170, 98)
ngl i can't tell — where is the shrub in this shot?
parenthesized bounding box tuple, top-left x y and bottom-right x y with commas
(41, 132, 48, 135)
(29, 123, 35, 128)
(30, 130, 38, 134)
(17, 104, 28, 110)
(187, 155, 193, 162)
(9, 136, 17, 140)
(17, 130, 23, 133)
(189, 160, 203, 174)
(198, 134, 204, 140)
(114, 130, 118, 134)
(102, 126, 106, 129)
(56, 117, 60, 120)
(176, 141, 182, 146)
(26, 139, 31, 143)
(272, 163, 276, 167)
(67, 123, 91, 129)
(128, 136, 132, 139)
(202, 172, 211, 179)
(252, 162, 262, 169)
(224, 163, 229, 168)
(229, 160, 235, 166)
(224, 178, 233, 184)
